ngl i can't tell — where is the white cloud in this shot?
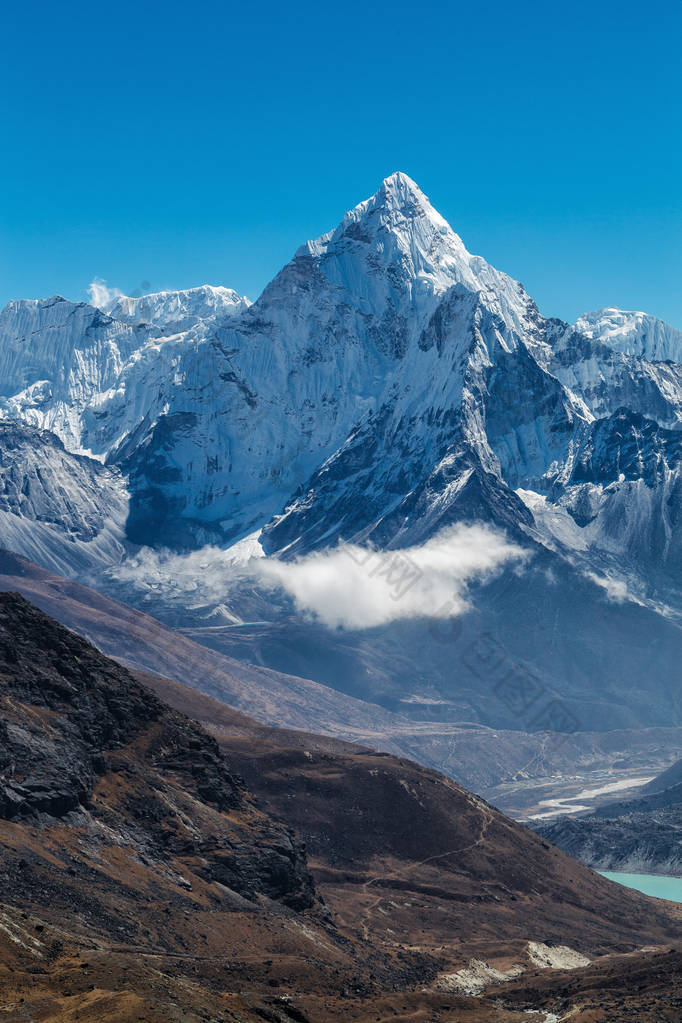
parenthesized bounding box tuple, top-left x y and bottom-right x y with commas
(585, 571, 638, 604)
(107, 524, 528, 631)
(88, 278, 123, 309)
(257, 524, 528, 629)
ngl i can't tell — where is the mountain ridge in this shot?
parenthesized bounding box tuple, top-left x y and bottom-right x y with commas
(0, 173, 681, 738)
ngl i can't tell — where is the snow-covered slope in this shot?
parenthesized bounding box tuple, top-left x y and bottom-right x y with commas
(548, 311, 682, 428)
(0, 296, 145, 454)
(0, 421, 128, 577)
(576, 308, 682, 363)
(0, 285, 250, 461)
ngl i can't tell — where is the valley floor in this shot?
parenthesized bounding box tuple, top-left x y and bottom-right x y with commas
(1, 927, 681, 1022)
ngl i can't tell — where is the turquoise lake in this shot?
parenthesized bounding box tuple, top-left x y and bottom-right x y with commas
(599, 871, 682, 903)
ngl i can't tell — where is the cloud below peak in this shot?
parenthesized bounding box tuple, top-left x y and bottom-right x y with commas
(258, 524, 529, 630)
(107, 524, 528, 632)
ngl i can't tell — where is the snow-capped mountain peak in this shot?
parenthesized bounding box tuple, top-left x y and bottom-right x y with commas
(378, 168, 431, 201)
(2, 175, 682, 745)
(344, 169, 454, 239)
(574, 307, 682, 363)
(0, 174, 591, 551)
(299, 169, 456, 266)
(293, 171, 532, 346)
(2, 173, 682, 575)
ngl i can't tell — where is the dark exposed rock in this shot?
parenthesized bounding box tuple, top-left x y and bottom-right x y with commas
(0, 591, 315, 909)
(567, 408, 682, 487)
(0, 591, 163, 820)
(536, 810, 682, 876)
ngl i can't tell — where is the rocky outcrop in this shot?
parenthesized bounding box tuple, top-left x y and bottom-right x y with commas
(0, 591, 315, 910)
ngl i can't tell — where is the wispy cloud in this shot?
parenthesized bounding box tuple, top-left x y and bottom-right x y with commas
(88, 278, 123, 309)
(107, 532, 263, 608)
(585, 571, 639, 605)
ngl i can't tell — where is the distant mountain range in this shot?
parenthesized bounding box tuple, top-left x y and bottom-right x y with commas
(537, 753, 682, 876)
(1, 172, 681, 740)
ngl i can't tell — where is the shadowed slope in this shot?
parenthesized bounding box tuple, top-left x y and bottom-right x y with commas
(0, 594, 681, 1020)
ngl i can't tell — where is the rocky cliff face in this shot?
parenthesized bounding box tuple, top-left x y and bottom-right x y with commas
(0, 591, 315, 910)
(536, 809, 682, 876)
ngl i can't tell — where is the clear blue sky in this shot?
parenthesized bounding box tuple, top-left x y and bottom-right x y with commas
(2, 0, 681, 326)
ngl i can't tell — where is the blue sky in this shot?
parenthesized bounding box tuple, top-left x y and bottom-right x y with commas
(2, 0, 681, 325)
